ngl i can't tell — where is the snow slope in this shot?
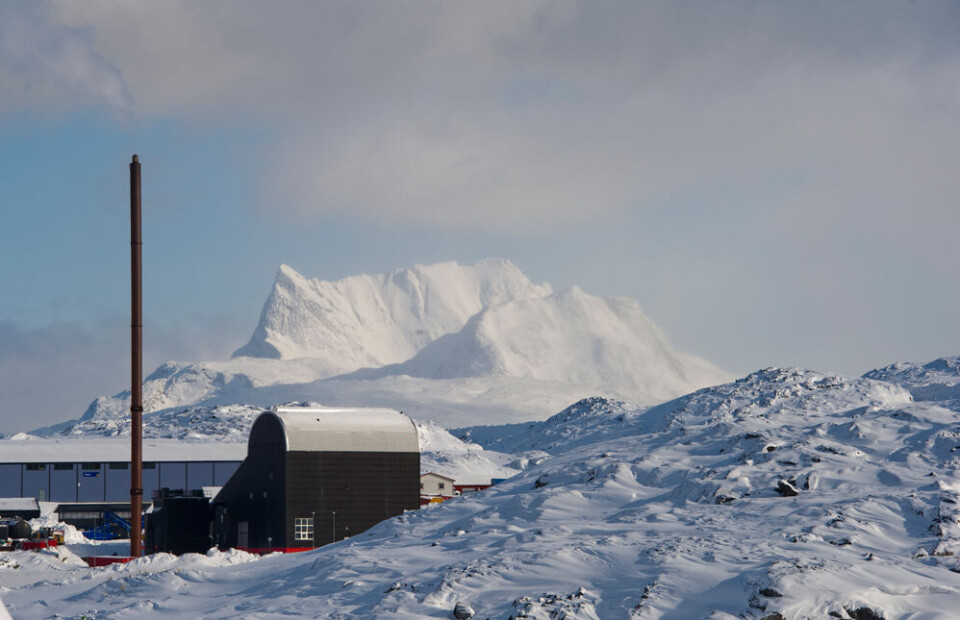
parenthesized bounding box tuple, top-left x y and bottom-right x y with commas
(35, 358, 598, 432)
(6, 364, 960, 619)
(864, 355, 960, 404)
(232, 258, 552, 367)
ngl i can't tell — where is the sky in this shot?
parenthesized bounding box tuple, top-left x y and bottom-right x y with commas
(1, 1, 959, 432)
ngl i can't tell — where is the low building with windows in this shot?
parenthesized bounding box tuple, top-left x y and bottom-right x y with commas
(0, 439, 244, 528)
(212, 407, 420, 552)
(0, 439, 244, 505)
(420, 472, 457, 505)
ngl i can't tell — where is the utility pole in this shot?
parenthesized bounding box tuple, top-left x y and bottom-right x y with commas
(129, 155, 144, 557)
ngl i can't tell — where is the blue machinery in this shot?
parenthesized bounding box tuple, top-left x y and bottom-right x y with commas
(82, 511, 132, 541)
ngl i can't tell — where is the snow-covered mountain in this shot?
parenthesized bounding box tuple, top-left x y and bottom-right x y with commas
(6, 363, 960, 618)
(37, 259, 729, 434)
(351, 285, 727, 402)
(232, 258, 552, 370)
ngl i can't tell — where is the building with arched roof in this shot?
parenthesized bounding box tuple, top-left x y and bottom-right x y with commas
(212, 407, 419, 551)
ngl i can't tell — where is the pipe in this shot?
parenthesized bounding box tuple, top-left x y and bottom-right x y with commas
(130, 154, 143, 557)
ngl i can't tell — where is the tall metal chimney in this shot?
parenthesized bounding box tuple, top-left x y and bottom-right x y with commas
(129, 155, 144, 557)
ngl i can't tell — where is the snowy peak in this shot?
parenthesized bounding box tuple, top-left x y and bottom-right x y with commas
(376, 286, 730, 402)
(232, 259, 552, 374)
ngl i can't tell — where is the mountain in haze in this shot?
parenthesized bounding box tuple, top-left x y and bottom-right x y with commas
(33, 258, 730, 434)
(232, 258, 552, 372)
(348, 285, 728, 402)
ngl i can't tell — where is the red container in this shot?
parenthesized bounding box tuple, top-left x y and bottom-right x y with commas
(84, 556, 135, 567)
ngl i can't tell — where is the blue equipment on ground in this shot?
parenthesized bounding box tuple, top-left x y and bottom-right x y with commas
(82, 511, 132, 541)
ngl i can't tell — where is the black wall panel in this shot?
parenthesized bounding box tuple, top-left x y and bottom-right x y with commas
(285, 451, 420, 547)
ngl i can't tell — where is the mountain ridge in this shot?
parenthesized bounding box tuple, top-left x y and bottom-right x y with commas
(232, 258, 552, 370)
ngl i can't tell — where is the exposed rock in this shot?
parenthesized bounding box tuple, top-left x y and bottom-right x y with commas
(776, 479, 800, 497)
(453, 602, 475, 619)
(846, 607, 885, 620)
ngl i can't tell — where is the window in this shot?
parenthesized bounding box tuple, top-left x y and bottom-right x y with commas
(26, 463, 46, 471)
(108, 462, 128, 470)
(81, 462, 101, 470)
(143, 462, 156, 469)
(54, 463, 73, 471)
(294, 517, 314, 542)
(438, 482, 445, 490)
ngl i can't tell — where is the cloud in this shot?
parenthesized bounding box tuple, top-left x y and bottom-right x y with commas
(29, 1, 958, 231)
(1, 1, 959, 378)
(0, 1, 132, 115)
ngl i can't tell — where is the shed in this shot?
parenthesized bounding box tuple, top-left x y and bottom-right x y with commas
(420, 472, 456, 497)
(213, 407, 419, 551)
(0, 498, 40, 520)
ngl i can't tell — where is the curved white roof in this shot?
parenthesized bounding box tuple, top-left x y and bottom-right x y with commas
(264, 407, 419, 453)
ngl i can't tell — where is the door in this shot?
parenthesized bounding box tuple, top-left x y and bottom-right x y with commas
(238, 521, 249, 548)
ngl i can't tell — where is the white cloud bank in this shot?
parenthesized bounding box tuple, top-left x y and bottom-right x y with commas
(2, 0, 952, 232)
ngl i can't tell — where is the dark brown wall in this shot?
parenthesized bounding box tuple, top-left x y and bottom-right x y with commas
(285, 451, 420, 546)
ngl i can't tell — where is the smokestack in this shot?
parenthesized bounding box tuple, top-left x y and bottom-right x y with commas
(130, 155, 143, 557)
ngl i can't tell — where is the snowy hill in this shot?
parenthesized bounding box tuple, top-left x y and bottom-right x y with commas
(6, 364, 960, 618)
(37, 259, 729, 434)
(232, 258, 552, 370)
(864, 355, 960, 403)
(350, 286, 728, 402)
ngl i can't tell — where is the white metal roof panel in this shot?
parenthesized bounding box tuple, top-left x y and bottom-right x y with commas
(269, 407, 419, 453)
(0, 439, 246, 464)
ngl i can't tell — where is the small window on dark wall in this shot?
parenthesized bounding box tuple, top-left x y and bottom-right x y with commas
(54, 463, 74, 471)
(294, 517, 314, 542)
(26, 463, 46, 471)
(108, 462, 129, 470)
(81, 462, 101, 470)
(143, 462, 156, 469)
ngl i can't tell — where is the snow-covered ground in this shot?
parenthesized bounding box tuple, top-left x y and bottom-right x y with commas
(4, 361, 960, 618)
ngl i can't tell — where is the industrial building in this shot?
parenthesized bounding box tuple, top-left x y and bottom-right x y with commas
(0, 439, 243, 528)
(212, 407, 420, 552)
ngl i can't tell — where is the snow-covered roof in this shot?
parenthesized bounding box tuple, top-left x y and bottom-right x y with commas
(420, 472, 455, 481)
(0, 439, 246, 464)
(265, 407, 419, 453)
(0, 498, 39, 512)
